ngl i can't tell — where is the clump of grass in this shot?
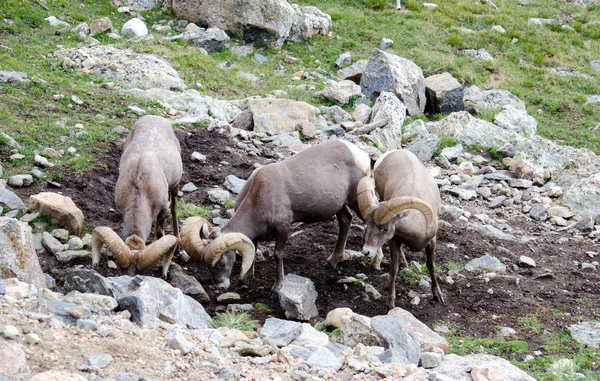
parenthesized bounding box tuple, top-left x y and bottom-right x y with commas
(176, 202, 211, 218)
(433, 137, 460, 157)
(254, 302, 270, 313)
(210, 311, 257, 331)
(224, 199, 235, 209)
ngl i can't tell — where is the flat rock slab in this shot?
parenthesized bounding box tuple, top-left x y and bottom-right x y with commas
(568, 321, 600, 348)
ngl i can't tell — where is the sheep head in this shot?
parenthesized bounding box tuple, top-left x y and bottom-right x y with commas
(357, 178, 434, 258)
(181, 217, 255, 290)
(91, 226, 177, 279)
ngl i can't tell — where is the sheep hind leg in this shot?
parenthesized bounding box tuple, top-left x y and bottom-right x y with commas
(386, 238, 402, 311)
(270, 230, 289, 296)
(426, 237, 445, 303)
(325, 205, 352, 268)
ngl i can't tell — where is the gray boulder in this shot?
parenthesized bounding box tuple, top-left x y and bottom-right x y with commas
(63, 268, 125, 298)
(494, 105, 537, 137)
(223, 175, 247, 195)
(567, 321, 600, 348)
(0, 218, 47, 288)
(121, 18, 148, 38)
(371, 315, 421, 365)
(337, 59, 368, 83)
(109, 275, 211, 328)
(463, 85, 526, 113)
(57, 46, 186, 91)
(0, 187, 26, 210)
(278, 274, 319, 321)
(360, 49, 426, 115)
(0, 344, 31, 381)
(288, 4, 332, 43)
(340, 313, 381, 347)
(165, 27, 230, 52)
(171, 0, 295, 48)
(426, 111, 520, 149)
(260, 317, 303, 347)
(169, 263, 209, 301)
(367, 92, 407, 152)
(314, 80, 362, 106)
(425, 72, 464, 115)
(0, 71, 29, 83)
(306, 346, 342, 371)
(426, 354, 536, 381)
(121, 88, 240, 123)
(464, 254, 507, 273)
(121, 0, 162, 11)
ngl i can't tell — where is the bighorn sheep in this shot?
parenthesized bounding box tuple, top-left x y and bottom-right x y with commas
(181, 139, 371, 292)
(358, 149, 444, 310)
(91, 115, 182, 278)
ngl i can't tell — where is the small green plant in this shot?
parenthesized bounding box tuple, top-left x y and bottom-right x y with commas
(433, 137, 460, 157)
(209, 311, 257, 331)
(517, 314, 544, 335)
(486, 146, 505, 161)
(177, 202, 211, 218)
(254, 302, 270, 313)
(224, 199, 235, 209)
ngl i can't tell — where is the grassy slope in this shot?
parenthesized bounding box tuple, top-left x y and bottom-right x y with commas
(1, 0, 599, 379)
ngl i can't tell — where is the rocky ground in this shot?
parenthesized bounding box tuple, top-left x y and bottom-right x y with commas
(2, 124, 600, 380)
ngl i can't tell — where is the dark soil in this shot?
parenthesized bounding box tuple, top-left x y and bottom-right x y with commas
(14, 127, 600, 354)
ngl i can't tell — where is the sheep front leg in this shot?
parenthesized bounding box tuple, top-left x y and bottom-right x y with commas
(270, 230, 289, 294)
(326, 205, 352, 268)
(169, 187, 179, 238)
(426, 237, 445, 303)
(156, 209, 166, 240)
(387, 238, 403, 310)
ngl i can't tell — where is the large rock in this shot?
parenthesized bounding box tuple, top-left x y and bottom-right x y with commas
(360, 49, 426, 115)
(0, 187, 26, 210)
(0, 218, 47, 288)
(494, 105, 537, 137)
(278, 274, 319, 321)
(425, 72, 464, 115)
(340, 313, 382, 347)
(171, 0, 295, 48)
(260, 317, 303, 347)
(426, 354, 536, 381)
(568, 321, 600, 348)
(338, 59, 368, 83)
(248, 98, 317, 134)
(288, 4, 332, 43)
(0, 344, 30, 380)
(562, 173, 600, 217)
(63, 268, 123, 298)
(368, 92, 407, 152)
(0, 70, 29, 83)
(306, 346, 342, 371)
(28, 192, 84, 236)
(388, 308, 449, 351)
(463, 85, 526, 113)
(121, 18, 148, 37)
(168, 263, 209, 301)
(464, 254, 507, 273)
(371, 315, 421, 365)
(165, 27, 231, 52)
(120, 0, 162, 11)
(109, 275, 212, 328)
(121, 88, 240, 123)
(57, 46, 186, 92)
(314, 80, 362, 106)
(426, 111, 521, 149)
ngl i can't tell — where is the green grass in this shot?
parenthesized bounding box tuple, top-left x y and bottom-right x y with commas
(254, 302, 270, 313)
(224, 199, 235, 209)
(176, 202, 211, 219)
(209, 311, 257, 331)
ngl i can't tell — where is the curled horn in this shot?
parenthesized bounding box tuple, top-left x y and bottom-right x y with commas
(374, 196, 434, 230)
(181, 217, 213, 261)
(202, 233, 255, 278)
(136, 235, 178, 278)
(357, 176, 378, 219)
(92, 227, 132, 269)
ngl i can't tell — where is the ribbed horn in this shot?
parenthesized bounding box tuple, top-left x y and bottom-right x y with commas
(136, 235, 178, 278)
(357, 176, 378, 219)
(374, 196, 434, 230)
(180, 217, 213, 262)
(91, 227, 132, 269)
(202, 233, 255, 278)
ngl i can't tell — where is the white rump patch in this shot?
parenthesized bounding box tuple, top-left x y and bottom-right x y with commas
(374, 150, 402, 172)
(339, 140, 370, 176)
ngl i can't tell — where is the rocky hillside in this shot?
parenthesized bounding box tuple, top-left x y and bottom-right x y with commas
(1, 0, 600, 380)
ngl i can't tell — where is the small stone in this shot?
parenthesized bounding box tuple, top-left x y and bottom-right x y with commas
(4, 324, 20, 338)
(181, 182, 198, 192)
(76, 319, 98, 331)
(168, 331, 195, 355)
(519, 255, 536, 268)
(128, 105, 146, 115)
(499, 327, 516, 336)
(216, 292, 241, 303)
(379, 38, 393, 49)
(191, 152, 206, 162)
(24, 332, 41, 345)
